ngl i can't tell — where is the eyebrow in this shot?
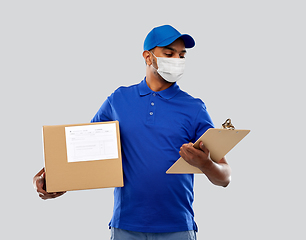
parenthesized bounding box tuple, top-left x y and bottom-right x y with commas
(163, 46, 187, 54)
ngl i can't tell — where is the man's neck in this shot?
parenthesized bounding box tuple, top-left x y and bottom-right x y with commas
(146, 68, 173, 92)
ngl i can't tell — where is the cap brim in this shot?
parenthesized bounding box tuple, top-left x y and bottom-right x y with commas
(180, 34, 195, 48)
(157, 34, 195, 49)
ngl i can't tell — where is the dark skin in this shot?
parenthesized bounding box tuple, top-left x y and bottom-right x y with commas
(34, 38, 230, 200)
(180, 142, 231, 187)
(33, 168, 66, 200)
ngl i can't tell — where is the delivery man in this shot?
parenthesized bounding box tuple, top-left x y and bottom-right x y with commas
(33, 25, 231, 240)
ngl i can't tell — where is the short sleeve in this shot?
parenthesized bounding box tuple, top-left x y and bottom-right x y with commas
(193, 102, 215, 142)
(91, 97, 114, 123)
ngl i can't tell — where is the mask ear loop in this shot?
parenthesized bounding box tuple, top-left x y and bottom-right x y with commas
(150, 51, 158, 70)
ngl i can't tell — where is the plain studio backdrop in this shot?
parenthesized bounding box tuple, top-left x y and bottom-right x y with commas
(1, 1, 305, 239)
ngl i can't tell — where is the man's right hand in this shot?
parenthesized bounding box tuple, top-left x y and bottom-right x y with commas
(33, 168, 66, 200)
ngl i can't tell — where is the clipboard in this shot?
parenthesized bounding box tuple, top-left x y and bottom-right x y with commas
(166, 119, 250, 174)
(43, 121, 123, 192)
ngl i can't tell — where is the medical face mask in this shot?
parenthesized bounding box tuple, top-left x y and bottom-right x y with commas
(151, 52, 185, 83)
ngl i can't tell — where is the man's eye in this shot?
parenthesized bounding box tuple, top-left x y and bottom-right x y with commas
(165, 53, 173, 57)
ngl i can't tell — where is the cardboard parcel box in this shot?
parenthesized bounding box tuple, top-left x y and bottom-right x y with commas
(43, 121, 123, 192)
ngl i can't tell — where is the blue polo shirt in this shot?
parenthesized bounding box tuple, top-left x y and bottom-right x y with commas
(91, 78, 214, 233)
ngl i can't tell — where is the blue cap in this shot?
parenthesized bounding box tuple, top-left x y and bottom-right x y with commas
(143, 25, 195, 51)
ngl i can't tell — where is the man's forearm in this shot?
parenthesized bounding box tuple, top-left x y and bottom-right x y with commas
(199, 160, 231, 187)
(179, 142, 232, 187)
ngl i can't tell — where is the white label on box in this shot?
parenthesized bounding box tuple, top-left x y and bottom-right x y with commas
(65, 123, 118, 162)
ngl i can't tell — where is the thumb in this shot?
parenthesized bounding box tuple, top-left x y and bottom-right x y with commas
(37, 172, 45, 188)
(199, 142, 209, 154)
(199, 142, 205, 150)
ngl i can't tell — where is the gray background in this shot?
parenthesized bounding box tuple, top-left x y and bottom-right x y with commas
(1, 0, 305, 239)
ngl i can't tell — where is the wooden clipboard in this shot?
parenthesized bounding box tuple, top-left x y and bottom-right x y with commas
(166, 119, 250, 174)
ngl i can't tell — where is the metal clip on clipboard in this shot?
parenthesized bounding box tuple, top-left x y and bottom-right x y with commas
(222, 118, 235, 130)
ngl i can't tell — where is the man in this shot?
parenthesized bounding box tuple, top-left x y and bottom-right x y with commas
(33, 25, 231, 239)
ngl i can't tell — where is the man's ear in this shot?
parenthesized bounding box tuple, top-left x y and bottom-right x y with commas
(143, 50, 152, 66)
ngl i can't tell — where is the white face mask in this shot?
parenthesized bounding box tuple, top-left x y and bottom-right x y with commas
(151, 52, 185, 83)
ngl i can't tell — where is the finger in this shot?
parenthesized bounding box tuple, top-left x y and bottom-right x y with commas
(39, 191, 66, 200)
(179, 147, 186, 158)
(36, 177, 47, 194)
(180, 144, 192, 156)
(40, 193, 57, 200)
(199, 142, 209, 154)
(182, 143, 195, 153)
(39, 192, 50, 200)
(179, 146, 189, 160)
(199, 142, 205, 150)
(180, 145, 198, 163)
(180, 144, 188, 153)
(56, 191, 66, 197)
(37, 176, 44, 186)
(186, 145, 199, 155)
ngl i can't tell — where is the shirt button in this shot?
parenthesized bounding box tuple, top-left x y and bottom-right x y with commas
(150, 112, 153, 115)
(153, 93, 156, 96)
(151, 102, 154, 106)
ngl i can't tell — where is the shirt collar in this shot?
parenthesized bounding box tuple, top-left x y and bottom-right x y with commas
(138, 77, 180, 100)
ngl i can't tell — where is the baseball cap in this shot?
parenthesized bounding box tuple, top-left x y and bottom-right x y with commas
(143, 25, 195, 51)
